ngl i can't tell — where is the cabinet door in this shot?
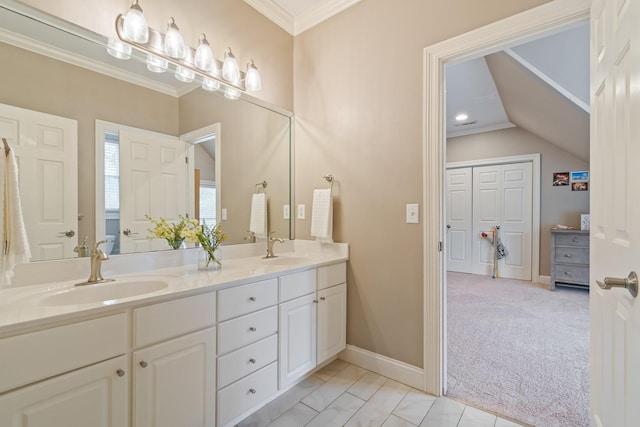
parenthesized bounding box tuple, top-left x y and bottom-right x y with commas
(279, 293, 317, 387)
(317, 283, 347, 364)
(0, 356, 128, 427)
(134, 327, 216, 427)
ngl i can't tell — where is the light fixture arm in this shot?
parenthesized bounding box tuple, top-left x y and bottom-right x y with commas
(114, 14, 248, 92)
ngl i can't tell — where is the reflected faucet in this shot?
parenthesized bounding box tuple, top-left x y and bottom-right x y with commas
(264, 232, 284, 259)
(81, 240, 111, 285)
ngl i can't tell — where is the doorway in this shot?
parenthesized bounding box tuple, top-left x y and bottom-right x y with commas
(422, 3, 592, 426)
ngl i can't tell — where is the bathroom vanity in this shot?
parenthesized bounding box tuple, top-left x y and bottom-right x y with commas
(0, 241, 348, 427)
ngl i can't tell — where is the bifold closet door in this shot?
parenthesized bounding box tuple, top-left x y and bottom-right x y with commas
(472, 163, 532, 281)
(446, 168, 473, 273)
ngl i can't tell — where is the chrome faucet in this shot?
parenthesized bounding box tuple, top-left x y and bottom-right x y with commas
(243, 231, 256, 243)
(264, 232, 284, 259)
(84, 240, 110, 285)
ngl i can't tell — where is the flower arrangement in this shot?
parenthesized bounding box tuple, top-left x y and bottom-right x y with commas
(146, 214, 200, 249)
(197, 223, 227, 268)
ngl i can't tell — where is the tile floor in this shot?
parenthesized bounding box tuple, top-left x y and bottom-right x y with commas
(237, 359, 526, 427)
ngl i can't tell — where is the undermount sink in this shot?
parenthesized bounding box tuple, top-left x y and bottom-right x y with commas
(260, 256, 312, 265)
(12, 276, 173, 307)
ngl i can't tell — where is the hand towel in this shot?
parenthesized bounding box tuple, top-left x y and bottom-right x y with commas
(310, 188, 333, 243)
(249, 193, 267, 239)
(1, 148, 31, 286)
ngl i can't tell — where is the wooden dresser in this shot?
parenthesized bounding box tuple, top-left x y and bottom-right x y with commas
(550, 229, 590, 290)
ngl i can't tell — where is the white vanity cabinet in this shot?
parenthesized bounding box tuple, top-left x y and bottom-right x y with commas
(216, 279, 279, 427)
(317, 263, 347, 365)
(132, 292, 217, 427)
(0, 314, 129, 426)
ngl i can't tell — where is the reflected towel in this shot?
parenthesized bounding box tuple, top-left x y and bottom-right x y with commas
(311, 188, 333, 243)
(249, 193, 267, 239)
(1, 148, 31, 286)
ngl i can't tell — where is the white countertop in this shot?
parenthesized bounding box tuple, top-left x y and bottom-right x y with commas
(0, 240, 348, 335)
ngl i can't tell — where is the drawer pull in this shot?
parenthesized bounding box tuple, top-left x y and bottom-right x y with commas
(320, 297, 326, 301)
(564, 272, 572, 276)
(573, 237, 578, 242)
(249, 327, 257, 332)
(139, 361, 148, 368)
(116, 369, 125, 377)
(313, 300, 318, 304)
(564, 253, 571, 257)
(249, 358, 256, 364)
(249, 297, 257, 301)
(249, 388, 257, 394)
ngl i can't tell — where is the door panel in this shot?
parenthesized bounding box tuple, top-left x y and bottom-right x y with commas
(446, 168, 472, 273)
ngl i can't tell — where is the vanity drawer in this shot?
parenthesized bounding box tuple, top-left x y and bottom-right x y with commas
(218, 279, 278, 321)
(555, 234, 589, 247)
(318, 262, 347, 290)
(217, 334, 278, 388)
(217, 362, 278, 426)
(218, 306, 278, 354)
(554, 264, 589, 285)
(554, 246, 589, 265)
(0, 313, 127, 393)
(279, 269, 316, 302)
(134, 292, 216, 348)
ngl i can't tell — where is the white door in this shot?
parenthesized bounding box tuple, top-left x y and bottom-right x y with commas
(446, 167, 473, 273)
(279, 293, 317, 387)
(317, 282, 347, 364)
(119, 128, 188, 253)
(590, 0, 640, 425)
(0, 103, 77, 261)
(472, 163, 532, 280)
(134, 328, 215, 427)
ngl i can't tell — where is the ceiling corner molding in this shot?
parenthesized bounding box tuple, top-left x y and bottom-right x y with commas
(244, 0, 295, 35)
(294, 0, 361, 35)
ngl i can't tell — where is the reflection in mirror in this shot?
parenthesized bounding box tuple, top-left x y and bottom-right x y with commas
(0, 4, 292, 261)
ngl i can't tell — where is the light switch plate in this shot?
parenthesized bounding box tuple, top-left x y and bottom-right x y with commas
(221, 208, 228, 221)
(283, 205, 290, 220)
(297, 204, 305, 220)
(406, 204, 419, 224)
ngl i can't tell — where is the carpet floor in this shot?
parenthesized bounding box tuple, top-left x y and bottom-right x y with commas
(446, 272, 589, 427)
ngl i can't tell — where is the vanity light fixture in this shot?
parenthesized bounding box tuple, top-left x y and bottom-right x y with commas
(455, 113, 469, 121)
(122, 0, 149, 44)
(112, 6, 262, 96)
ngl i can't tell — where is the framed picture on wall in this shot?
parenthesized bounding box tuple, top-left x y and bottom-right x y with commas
(553, 172, 569, 186)
(570, 171, 589, 183)
(572, 182, 588, 191)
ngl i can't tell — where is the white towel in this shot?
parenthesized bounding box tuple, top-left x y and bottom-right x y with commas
(310, 188, 333, 243)
(1, 148, 31, 286)
(249, 193, 267, 239)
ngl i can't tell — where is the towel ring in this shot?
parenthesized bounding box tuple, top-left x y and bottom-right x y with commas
(323, 174, 334, 190)
(255, 181, 267, 193)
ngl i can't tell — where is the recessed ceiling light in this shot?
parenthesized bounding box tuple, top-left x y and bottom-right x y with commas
(455, 113, 468, 121)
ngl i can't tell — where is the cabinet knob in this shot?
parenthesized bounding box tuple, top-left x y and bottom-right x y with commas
(116, 369, 125, 377)
(139, 361, 148, 368)
(573, 237, 578, 242)
(564, 253, 572, 257)
(249, 358, 256, 364)
(249, 388, 257, 394)
(320, 297, 326, 301)
(564, 271, 572, 276)
(313, 300, 318, 304)
(249, 297, 256, 301)
(249, 327, 257, 332)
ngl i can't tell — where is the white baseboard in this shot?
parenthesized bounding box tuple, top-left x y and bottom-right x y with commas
(538, 275, 550, 286)
(338, 345, 424, 390)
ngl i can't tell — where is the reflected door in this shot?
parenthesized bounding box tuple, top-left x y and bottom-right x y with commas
(446, 168, 473, 273)
(0, 103, 77, 261)
(119, 129, 188, 253)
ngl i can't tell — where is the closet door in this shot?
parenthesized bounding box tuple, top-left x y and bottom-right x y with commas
(446, 168, 473, 273)
(472, 163, 532, 280)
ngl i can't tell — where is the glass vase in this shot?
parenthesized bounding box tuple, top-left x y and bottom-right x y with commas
(198, 247, 221, 270)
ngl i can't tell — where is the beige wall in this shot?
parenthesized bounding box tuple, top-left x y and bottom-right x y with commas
(293, 0, 551, 367)
(447, 127, 590, 277)
(18, 0, 294, 110)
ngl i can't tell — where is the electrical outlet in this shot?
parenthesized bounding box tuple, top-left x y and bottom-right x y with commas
(221, 208, 227, 221)
(406, 204, 419, 224)
(283, 205, 290, 220)
(297, 204, 305, 220)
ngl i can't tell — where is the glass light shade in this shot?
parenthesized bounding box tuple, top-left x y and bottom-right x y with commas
(224, 87, 241, 100)
(222, 48, 240, 83)
(164, 18, 186, 59)
(194, 34, 215, 72)
(175, 66, 195, 83)
(146, 54, 168, 73)
(202, 77, 220, 92)
(245, 60, 261, 91)
(122, 0, 149, 43)
(107, 38, 131, 60)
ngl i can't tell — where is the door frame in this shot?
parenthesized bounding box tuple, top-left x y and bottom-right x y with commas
(421, 0, 590, 394)
(446, 154, 541, 283)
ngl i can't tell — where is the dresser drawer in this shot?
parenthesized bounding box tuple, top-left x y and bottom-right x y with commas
(218, 334, 278, 388)
(218, 279, 278, 321)
(218, 306, 278, 354)
(554, 264, 589, 285)
(279, 269, 316, 302)
(555, 234, 589, 247)
(218, 362, 278, 426)
(0, 314, 127, 393)
(318, 262, 347, 290)
(554, 246, 589, 265)
(134, 292, 216, 348)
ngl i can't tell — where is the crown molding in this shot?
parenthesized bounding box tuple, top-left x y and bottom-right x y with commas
(244, 0, 360, 36)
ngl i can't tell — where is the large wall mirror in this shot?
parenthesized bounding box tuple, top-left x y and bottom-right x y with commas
(0, 3, 292, 261)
